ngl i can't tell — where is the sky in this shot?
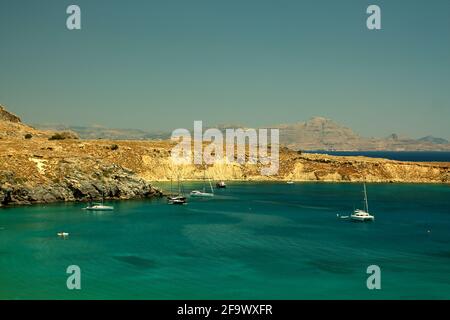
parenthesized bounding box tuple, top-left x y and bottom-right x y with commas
(0, 0, 449, 139)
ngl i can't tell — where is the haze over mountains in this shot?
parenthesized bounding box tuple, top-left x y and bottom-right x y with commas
(33, 116, 450, 151)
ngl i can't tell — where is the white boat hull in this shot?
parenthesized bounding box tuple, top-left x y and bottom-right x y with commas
(350, 215, 374, 222)
(190, 191, 214, 198)
(84, 206, 114, 211)
(168, 199, 187, 205)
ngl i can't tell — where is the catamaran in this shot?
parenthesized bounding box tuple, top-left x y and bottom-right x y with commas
(350, 182, 374, 222)
(190, 169, 214, 197)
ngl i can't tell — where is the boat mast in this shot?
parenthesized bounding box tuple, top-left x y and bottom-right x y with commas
(203, 168, 206, 193)
(208, 174, 214, 194)
(205, 166, 213, 194)
(363, 182, 369, 213)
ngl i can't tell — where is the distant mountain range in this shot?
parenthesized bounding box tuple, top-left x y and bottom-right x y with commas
(33, 124, 168, 141)
(33, 117, 450, 151)
(275, 117, 450, 151)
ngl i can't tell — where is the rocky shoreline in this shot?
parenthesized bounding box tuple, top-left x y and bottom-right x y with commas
(0, 164, 163, 207)
(1, 143, 448, 207)
(1, 105, 449, 207)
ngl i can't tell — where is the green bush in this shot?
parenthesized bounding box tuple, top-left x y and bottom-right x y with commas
(48, 131, 79, 141)
(49, 133, 65, 140)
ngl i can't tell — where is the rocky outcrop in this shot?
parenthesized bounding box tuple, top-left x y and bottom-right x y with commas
(0, 105, 21, 123)
(0, 107, 49, 139)
(0, 105, 163, 207)
(0, 164, 162, 207)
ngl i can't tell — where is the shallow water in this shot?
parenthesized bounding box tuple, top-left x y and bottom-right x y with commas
(1, 182, 449, 299)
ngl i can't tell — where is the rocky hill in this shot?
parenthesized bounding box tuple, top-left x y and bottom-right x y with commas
(0, 105, 162, 206)
(277, 117, 363, 150)
(278, 117, 450, 151)
(0, 105, 21, 123)
(417, 135, 449, 145)
(0, 105, 45, 139)
(1, 105, 449, 207)
(0, 104, 79, 140)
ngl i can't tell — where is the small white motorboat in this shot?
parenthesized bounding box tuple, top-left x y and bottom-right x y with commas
(216, 181, 227, 188)
(286, 181, 294, 184)
(57, 232, 69, 237)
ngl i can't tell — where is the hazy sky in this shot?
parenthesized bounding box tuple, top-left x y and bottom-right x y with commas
(1, 0, 449, 139)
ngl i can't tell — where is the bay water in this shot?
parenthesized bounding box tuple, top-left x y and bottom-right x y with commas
(1, 182, 449, 299)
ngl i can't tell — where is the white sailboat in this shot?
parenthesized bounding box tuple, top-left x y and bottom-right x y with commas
(168, 176, 187, 205)
(190, 169, 214, 198)
(84, 203, 114, 211)
(350, 182, 374, 222)
(83, 191, 114, 211)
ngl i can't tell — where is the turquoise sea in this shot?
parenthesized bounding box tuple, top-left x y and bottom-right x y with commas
(1, 182, 450, 300)
(307, 151, 450, 162)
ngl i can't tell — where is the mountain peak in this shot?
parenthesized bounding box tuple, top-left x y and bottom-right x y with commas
(418, 135, 449, 145)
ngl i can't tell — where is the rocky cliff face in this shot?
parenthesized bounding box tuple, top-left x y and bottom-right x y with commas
(0, 165, 161, 207)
